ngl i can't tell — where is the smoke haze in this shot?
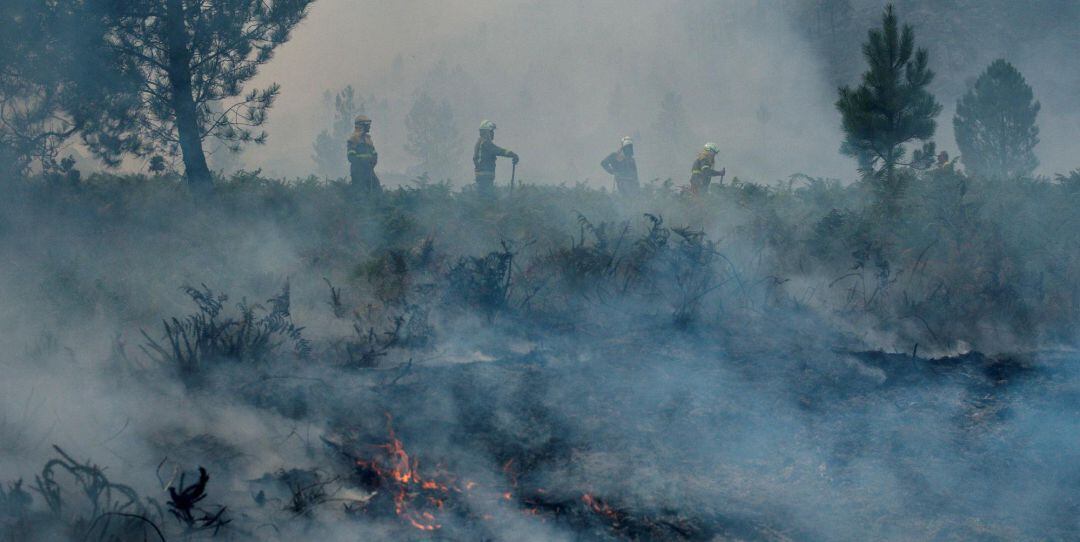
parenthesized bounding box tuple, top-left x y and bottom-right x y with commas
(3, 1, 1080, 541)
(248, 0, 849, 183)
(245, 0, 1079, 183)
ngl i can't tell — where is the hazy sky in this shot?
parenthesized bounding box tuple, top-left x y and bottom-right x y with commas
(247, 0, 851, 184)
(241, 0, 1077, 184)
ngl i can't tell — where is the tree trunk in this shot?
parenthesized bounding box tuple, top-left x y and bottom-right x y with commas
(164, 0, 213, 194)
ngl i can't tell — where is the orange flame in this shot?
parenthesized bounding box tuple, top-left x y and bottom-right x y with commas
(582, 493, 620, 521)
(357, 418, 561, 530)
(355, 414, 462, 531)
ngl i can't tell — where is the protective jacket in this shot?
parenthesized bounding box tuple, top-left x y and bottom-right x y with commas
(689, 151, 722, 195)
(601, 150, 639, 193)
(473, 136, 515, 194)
(473, 137, 513, 177)
(347, 131, 380, 192)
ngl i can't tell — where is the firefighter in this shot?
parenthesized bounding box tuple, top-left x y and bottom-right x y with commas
(937, 151, 949, 168)
(689, 142, 725, 196)
(936, 150, 958, 173)
(347, 115, 380, 193)
(601, 136, 639, 194)
(473, 120, 518, 195)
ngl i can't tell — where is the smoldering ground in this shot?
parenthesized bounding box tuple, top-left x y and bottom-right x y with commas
(2, 1, 1080, 540)
(1, 174, 1078, 541)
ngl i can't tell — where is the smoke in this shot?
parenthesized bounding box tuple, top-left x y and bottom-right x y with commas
(3, 2, 1080, 540)
(810, 0, 1080, 177)
(248, 0, 850, 183)
(243, 1, 1080, 183)
(1, 174, 1077, 540)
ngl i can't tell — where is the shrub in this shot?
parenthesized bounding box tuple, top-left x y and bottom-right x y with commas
(140, 284, 309, 384)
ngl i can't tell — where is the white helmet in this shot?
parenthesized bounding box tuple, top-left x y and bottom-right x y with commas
(621, 136, 633, 148)
(703, 142, 719, 154)
(479, 120, 497, 132)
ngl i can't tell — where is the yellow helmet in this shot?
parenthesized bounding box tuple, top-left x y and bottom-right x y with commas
(354, 114, 371, 126)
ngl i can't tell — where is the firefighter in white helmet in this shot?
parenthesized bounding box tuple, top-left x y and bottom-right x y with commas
(473, 120, 518, 195)
(689, 142, 725, 196)
(601, 136, 639, 194)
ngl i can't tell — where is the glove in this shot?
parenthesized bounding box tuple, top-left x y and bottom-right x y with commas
(510, 152, 519, 165)
(719, 167, 726, 177)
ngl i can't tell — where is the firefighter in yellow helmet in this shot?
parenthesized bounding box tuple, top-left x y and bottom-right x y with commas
(689, 142, 725, 196)
(936, 150, 959, 173)
(473, 120, 518, 195)
(347, 115, 381, 193)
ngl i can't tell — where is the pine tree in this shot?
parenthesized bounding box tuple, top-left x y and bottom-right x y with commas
(403, 91, 462, 181)
(0, 0, 144, 176)
(836, 4, 941, 190)
(954, 59, 1040, 179)
(312, 86, 364, 179)
(94, 0, 314, 193)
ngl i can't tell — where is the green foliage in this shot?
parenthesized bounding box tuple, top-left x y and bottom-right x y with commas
(362, 250, 412, 306)
(140, 284, 310, 385)
(540, 213, 732, 327)
(836, 4, 941, 187)
(548, 215, 628, 293)
(659, 225, 726, 327)
(0, 0, 144, 174)
(1, 0, 314, 189)
(445, 241, 517, 319)
(7, 166, 1080, 355)
(344, 303, 431, 368)
(954, 59, 1040, 178)
(91, 0, 315, 189)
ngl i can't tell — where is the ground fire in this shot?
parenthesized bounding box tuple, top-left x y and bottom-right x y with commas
(342, 414, 643, 535)
(3, 2, 1078, 541)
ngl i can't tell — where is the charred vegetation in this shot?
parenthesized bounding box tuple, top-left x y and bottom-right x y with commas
(2, 168, 1077, 540)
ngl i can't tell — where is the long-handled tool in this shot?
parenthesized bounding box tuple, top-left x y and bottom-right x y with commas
(510, 161, 516, 191)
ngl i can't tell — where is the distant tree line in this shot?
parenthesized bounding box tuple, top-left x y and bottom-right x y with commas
(0, 0, 1051, 203)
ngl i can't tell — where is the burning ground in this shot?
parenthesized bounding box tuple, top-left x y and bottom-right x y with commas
(1, 173, 1079, 540)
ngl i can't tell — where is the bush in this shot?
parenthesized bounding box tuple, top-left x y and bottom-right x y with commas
(140, 284, 309, 384)
(6, 166, 1080, 355)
